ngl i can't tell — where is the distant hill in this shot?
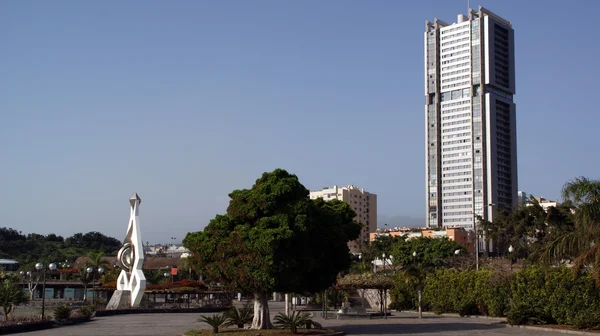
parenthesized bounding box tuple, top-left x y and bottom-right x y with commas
(377, 215, 425, 229)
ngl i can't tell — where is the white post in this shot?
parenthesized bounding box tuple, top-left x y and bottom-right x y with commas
(418, 290, 423, 318)
(284, 293, 290, 315)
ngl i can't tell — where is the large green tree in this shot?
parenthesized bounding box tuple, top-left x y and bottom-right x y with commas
(479, 196, 574, 261)
(183, 169, 361, 329)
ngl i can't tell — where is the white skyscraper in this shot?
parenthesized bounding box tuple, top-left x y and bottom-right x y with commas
(425, 6, 517, 232)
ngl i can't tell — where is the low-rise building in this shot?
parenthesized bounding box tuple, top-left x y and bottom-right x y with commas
(369, 226, 475, 253)
(526, 197, 560, 211)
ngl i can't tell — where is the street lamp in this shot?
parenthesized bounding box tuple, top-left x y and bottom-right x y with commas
(508, 245, 514, 270)
(19, 271, 25, 290)
(410, 251, 423, 319)
(474, 216, 480, 271)
(86, 267, 105, 304)
(381, 253, 388, 319)
(35, 262, 57, 320)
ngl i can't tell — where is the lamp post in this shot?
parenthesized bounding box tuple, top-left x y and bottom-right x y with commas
(86, 267, 104, 304)
(508, 245, 514, 270)
(380, 253, 389, 319)
(19, 271, 26, 291)
(164, 272, 170, 303)
(411, 251, 424, 318)
(21, 271, 33, 297)
(35, 262, 57, 320)
(473, 216, 480, 271)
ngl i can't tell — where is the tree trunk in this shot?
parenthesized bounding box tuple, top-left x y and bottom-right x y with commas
(251, 292, 272, 329)
(379, 289, 383, 314)
(418, 289, 422, 319)
(28, 282, 37, 300)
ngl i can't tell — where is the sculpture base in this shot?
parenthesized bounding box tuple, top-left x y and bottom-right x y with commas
(106, 290, 132, 310)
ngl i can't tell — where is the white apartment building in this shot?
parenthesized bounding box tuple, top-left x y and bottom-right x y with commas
(425, 6, 518, 239)
(526, 196, 560, 211)
(517, 191, 528, 208)
(309, 185, 377, 253)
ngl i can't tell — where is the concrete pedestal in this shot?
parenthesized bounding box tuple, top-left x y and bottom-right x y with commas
(106, 290, 132, 310)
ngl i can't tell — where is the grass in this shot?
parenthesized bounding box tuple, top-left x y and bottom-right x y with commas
(184, 328, 341, 336)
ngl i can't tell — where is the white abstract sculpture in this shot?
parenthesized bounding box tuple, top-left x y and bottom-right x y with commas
(107, 193, 147, 309)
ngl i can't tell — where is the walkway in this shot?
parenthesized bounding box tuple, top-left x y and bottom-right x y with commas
(21, 308, 573, 336)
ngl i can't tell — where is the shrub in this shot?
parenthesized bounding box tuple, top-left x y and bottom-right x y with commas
(225, 303, 253, 328)
(77, 305, 95, 319)
(506, 302, 553, 325)
(389, 273, 418, 311)
(197, 314, 227, 333)
(409, 264, 600, 329)
(53, 305, 72, 320)
(273, 311, 320, 334)
(572, 310, 600, 330)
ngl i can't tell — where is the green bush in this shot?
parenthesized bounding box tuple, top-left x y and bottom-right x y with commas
(506, 302, 553, 325)
(225, 303, 253, 328)
(78, 305, 95, 319)
(389, 274, 418, 311)
(53, 305, 72, 320)
(572, 310, 600, 330)
(397, 265, 600, 329)
(273, 311, 321, 334)
(197, 314, 227, 333)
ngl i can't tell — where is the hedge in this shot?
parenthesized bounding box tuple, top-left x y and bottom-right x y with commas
(390, 265, 600, 328)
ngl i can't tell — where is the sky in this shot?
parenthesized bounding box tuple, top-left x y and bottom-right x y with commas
(1, 0, 599, 244)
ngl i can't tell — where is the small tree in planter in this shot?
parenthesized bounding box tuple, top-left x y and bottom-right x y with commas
(0, 275, 29, 321)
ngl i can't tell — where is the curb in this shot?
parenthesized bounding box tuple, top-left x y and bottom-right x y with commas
(402, 311, 600, 335)
(401, 310, 506, 321)
(504, 325, 600, 335)
(96, 307, 228, 317)
(183, 330, 346, 336)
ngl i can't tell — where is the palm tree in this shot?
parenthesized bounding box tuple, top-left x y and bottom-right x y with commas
(76, 267, 93, 301)
(86, 252, 109, 270)
(85, 252, 109, 302)
(544, 177, 600, 283)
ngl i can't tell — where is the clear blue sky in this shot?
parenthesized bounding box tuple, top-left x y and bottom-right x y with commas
(1, 0, 598, 244)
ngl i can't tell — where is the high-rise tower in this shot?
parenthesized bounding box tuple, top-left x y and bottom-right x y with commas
(425, 6, 517, 232)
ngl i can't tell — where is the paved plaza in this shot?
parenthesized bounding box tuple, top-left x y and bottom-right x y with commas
(21, 309, 573, 336)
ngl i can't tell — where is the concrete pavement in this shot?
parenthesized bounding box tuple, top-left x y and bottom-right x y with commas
(20, 303, 574, 336)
